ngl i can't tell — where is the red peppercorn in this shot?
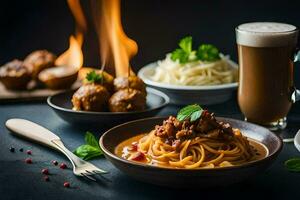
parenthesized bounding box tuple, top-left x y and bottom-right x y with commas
(44, 176, 50, 182)
(60, 163, 67, 169)
(52, 160, 58, 166)
(26, 150, 32, 155)
(25, 158, 32, 164)
(63, 182, 70, 188)
(41, 168, 49, 175)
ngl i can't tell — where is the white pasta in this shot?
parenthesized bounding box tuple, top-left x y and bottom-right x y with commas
(150, 54, 237, 86)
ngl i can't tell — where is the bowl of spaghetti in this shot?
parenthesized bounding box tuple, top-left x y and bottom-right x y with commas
(100, 105, 282, 188)
(138, 36, 238, 105)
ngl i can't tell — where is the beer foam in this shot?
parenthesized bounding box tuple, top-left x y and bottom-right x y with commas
(236, 22, 298, 47)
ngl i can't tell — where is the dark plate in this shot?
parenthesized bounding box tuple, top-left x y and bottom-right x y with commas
(47, 88, 169, 127)
(100, 117, 282, 188)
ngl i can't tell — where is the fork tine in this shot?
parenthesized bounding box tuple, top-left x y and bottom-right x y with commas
(85, 170, 95, 175)
(93, 170, 108, 174)
(81, 172, 96, 181)
(92, 170, 112, 182)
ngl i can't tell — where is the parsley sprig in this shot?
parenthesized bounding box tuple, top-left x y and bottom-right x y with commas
(86, 71, 103, 83)
(197, 44, 220, 62)
(171, 36, 193, 64)
(171, 36, 221, 64)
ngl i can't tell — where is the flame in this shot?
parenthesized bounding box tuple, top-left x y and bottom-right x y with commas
(66, 0, 87, 45)
(55, 36, 83, 70)
(55, 0, 87, 70)
(92, 0, 138, 77)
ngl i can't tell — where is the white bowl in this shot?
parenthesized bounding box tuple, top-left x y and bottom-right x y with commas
(294, 129, 300, 153)
(138, 60, 238, 105)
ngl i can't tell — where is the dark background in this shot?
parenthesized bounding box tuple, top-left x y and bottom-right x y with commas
(1, 0, 300, 87)
(1, 1, 300, 199)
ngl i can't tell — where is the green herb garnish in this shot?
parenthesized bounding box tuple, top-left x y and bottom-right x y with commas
(177, 104, 203, 122)
(285, 158, 300, 172)
(171, 36, 221, 64)
(73, 131, 103, 160)
(86, 71, 103, 83)
(196, 44, 220, 61)
(171, 36, 193, 64)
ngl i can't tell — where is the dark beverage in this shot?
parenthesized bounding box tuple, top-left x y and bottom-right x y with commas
(236, 22, 298, 130)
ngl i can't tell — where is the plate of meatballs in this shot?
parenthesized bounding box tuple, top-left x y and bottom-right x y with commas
(47, 68, 169, 127)
(0, 50, 80, 101)
(0, 50, 79, 90)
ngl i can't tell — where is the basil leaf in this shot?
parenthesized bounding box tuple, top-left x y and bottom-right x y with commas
(84, 150, 103, 161)
(190, 110, 202, 122)
(73, 144, 103, 160)
(85, 131, 99, 148)
(196, 44, 220, 62)
(73, 131, 103, 161)
(177, 104, 203, 122)
(285, 158, 300, 172)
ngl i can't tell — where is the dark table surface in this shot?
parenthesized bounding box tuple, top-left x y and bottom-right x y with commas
(1, 97, 300, 200)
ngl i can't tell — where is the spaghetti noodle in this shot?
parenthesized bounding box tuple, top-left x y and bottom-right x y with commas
(117, 110, 261, 169)
(150, 54, 237, 86)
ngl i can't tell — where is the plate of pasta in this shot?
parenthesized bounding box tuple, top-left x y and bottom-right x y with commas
(100, 104, 282, 188)
(138, 36, 238, 105)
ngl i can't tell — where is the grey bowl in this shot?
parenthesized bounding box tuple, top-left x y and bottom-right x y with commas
(138, 62, 238, 105)
(47, 88, 169, 128)
(100, 117, 282, 188)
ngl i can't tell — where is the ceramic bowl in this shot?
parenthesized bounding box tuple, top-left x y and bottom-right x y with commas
(100, 117, 282, 188)
(138, 61, 238, 105)
(47, 88, 169, 128)
(294, 129, 300, 152)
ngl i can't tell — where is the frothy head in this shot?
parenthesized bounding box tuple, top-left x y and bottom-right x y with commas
(236, 22, 298, 47)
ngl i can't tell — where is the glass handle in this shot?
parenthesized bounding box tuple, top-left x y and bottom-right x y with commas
(292, 88, 300, 103)
(292, 48, 300, 102)
(294, 48, 300, 62)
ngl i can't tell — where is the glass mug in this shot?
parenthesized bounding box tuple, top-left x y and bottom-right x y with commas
(236, 22, 300, 130)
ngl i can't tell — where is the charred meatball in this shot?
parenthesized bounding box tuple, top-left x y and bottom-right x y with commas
(109, 88, 146, 112)
(24, 50, 56, 78)
(0, 59, 32, 90)
(72, 84, 110, 112)
(113, 76, 146, 95)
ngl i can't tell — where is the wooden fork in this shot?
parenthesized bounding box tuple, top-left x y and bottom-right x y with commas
(5, 118, 107, 181)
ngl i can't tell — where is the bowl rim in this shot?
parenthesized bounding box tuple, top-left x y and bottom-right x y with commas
(100, 116, 283, 172)
(138, 61, 238, 91)
(294, 129, 300, 152)
(47, 87, 170, 115)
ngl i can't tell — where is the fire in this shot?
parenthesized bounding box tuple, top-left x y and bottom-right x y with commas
(92, 0, 138, 77)
(55, 0, 87, 70)
(55, 36, 83, 70)
(66, 0, 87, 45)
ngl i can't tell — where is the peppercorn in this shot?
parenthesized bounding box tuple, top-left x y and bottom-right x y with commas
(9, 147, 15, 152)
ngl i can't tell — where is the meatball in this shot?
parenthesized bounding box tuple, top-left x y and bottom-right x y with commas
(24, 50, 56, 78)
(0, 59, 32, 90)
(72, 84, 110, 112)
(113, 76, 146, 95)
(38, 66, 78, 90)
(109, 88, 146, 112)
